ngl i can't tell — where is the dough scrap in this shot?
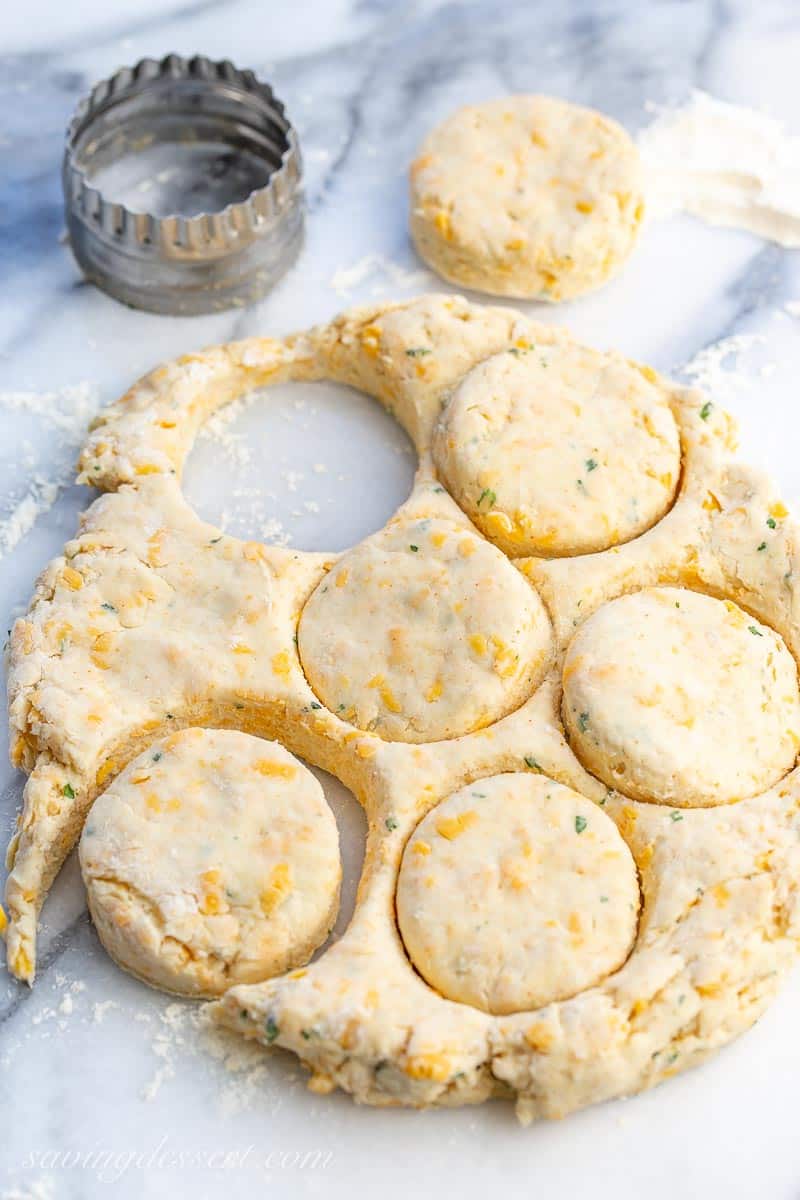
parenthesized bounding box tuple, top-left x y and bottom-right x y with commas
(410, 95, 644, 300)
(79, 729, 340, 996)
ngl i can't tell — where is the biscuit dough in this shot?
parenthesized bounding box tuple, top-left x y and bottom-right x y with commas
(434, 346, 680, 556)
(298, 515, 552, 741)
(4, 294, 800, 1126)
(562, 587, 800, 806)
(410, 95, 644, 300)
(397, 773, 639, 1014)
(79, 729, 341, 996)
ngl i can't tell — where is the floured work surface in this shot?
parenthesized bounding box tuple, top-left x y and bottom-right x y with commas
(4, 295, 800, 1123)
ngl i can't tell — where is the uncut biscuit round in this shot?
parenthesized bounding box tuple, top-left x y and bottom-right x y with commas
(79, 729, 341, 997)
(434, 347, 680, 557)
(563, 587, 800, 806)
(297, 516, 552, 743)
(397, 773, 639, 1015)
(410, 95, 644, 301)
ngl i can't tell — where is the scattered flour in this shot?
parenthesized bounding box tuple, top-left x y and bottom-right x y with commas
(679, 333, 764, 399)
(198, 397, 255, 469)
(6, 963, 283, 1119)
(0, 1176, 55, 1200)
(92, 999, 118, 1023)
(0, 383, 100, 561)
(138, 1000, 288, 1115)
(784, 300, 800, 318)
(0, 479, 60, 559)
(330, 253, 430, 297)
(639, 90, 800, 246)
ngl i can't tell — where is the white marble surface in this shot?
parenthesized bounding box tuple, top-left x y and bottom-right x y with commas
(2, 1, 800, 1197)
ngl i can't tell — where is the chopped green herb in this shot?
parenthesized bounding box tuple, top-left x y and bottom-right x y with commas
(767, 516, 777, 529)
(670, 810, 683, 822)
(409, 544, 419, 552)
(62, 782, 75, 799)
(432, 485, 445, 494)
(599, 895, 609, 903)
(699, 401, 713, 421)
(101, 602, 116, 613)
(265, 1016, 280, 1043)
(385, 816, 399, 831)
(523, 755, 541, 771)
(301, 1028, 313, 1040)
(240, 1009, 249, 1020)
(209, 536, 222, 544)
(748, 625, 764, 637)
(337, 703, 347, 712)
(152, 751, 162, 762)
(585, 458, 598, 472)
(310, 701, 322, 710)
(575, 815, 587, 834)
(405, 347, 431, 357)
(757, 541, 767, 552)
(577, 711, 590, 733)
(477, 488, 497, 508)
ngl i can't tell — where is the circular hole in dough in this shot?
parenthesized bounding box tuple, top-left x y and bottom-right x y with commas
(79, 728, 341, 996)
(297, 515, 552, 742)
(396, 772, 639, 1015)
(183, 380, 417, 553)
(562, 587, 800, 806)
(409, 95, 644, 301)
(434, 347, 680, 557)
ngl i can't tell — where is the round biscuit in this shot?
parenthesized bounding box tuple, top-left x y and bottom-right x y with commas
(410, 95, 644, 300)
(79, 728, 341, 996)
(397, 772, 640, 1014)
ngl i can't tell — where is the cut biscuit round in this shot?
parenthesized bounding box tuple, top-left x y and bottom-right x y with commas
(563, 587, 800, 806)
(410, 94, 644, 301)
(297, 516, 552, 742)
(434, 347, 680, 557)
(79, 728, 341, 997)
(396, 773, 639, 1015)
